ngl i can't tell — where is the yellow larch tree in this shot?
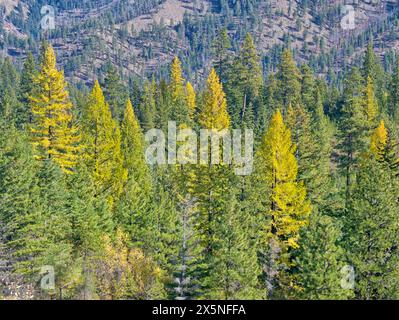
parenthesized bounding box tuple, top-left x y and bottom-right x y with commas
(257, 110, 311, 251)
(94, 229, 165, 299)
(170, 56, 185, 103)
(185, 81, 196, 121)
(121, 99, 149, 177)
(118, 99, 152, 227)
(370, 120, 388, 160)
(29, 44, 80, 173)
(169, 56, 190, 124)
(364, 75, 378, 129)
(81, 80, 127, 206)
(199, 68, 230, 130)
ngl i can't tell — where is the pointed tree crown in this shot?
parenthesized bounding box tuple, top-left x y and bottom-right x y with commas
(370, 120, 388, 158)
(170, 56, 185, 102)
(199, 68, 230, 130)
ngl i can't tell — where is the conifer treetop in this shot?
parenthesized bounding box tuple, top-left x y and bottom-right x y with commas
(199, 68, 230, 130)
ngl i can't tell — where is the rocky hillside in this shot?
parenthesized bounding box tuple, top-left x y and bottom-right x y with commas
(1, 0, 399, 83)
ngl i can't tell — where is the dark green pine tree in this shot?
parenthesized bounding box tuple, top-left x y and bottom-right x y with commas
(0, 123, 39, 240)
(156, 79, 172, 131)
(293, 211, 354, 300)
(0, 85, 20, 125)
(300, 64, 316, 111)
(0, 124, 73, 297)
(388, 58, 399, 121)
(0, 125, 43, 281)
(226, 33, 263, 128)
(18, 52, 36, 127)
(66, 165, 105, 299)
(276, 48, 302, 109)
(286, 104, 319, 192)
(32, 160, 74, 297)
(211, 28, 231, 82)
(362, 41, 378, 82)
(362, 41, 387, 113)
(286, 91, 334, 210)
(191, 161, 233, 298)
(294, 83, 335, 210)
(205, 190, 263, 299)
(139, 79, 156, 131)
(102, 64, 129, 120)
(0, 59, 22, 125)
(337, 67, 367, 205)
(257, 73, 278, 137)
(150, 171, 181, 297)
(0, 123, 39, 298)
(345, 158, 399, 299)
(117, 99, 153, 243)
(311, 91, 335, 209)
(173, 190, 201, 300)
(0, 58, 19, 88)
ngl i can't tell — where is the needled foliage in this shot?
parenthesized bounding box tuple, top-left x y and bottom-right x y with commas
(29, 45, 80, 174)
(81, 80, 127, 207)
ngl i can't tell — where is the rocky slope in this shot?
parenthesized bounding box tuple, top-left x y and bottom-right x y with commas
(1, 0, 399, 83)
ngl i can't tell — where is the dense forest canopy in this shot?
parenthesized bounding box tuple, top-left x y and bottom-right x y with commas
(1, 0, 399, 300)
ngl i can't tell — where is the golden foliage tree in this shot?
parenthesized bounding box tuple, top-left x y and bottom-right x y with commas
(257, 110, 311, 250)
(169, 56, 190, 124)
(118, 99, 152, 228)
(94, 229, 165, 299)
(199, 68, 230, 130)
(29, 44, 80, 173)
(170, 56, 185, 103)
(364, 75, 378, 129)
(81, 80, 127, 206)
(370, 120, 388, 159)
(185, 81, 196, 121)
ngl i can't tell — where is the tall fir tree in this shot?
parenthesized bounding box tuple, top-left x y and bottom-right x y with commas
(81, 80, 127, 207)
(0, 125, 74, 297)
(255, 110, 311, 298)
(102, 64, 129, 121)
(388, 58, 399, 120)
(199, 68, 230, 130)
(29, 45, 80, 174)
(139, 79, 157, 131)
(66, 164, 106, 299)
(169, 57, 189, 125)
(338, 67, 367, 205)
(18, 52, 36, 127)
(211, 28, 231, 82)
(362, 41, 387, 113)
(345, 158, 399, 299)
(118, 99, 152, 239)
(300, 64, 316, 112)
(276, 49, 302, 109)
(363, 76, 378, 130)
(226, 33, 262, 128)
